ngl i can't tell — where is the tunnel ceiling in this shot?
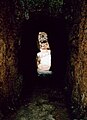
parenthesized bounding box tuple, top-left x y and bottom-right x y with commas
(9, 0, 64, 23)
(19, 0, 63, 15)
(0, 0, 80, 28)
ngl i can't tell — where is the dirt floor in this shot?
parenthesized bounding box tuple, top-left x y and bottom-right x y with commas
(3, 87, 71, 120)
(1, 72, 72, 120)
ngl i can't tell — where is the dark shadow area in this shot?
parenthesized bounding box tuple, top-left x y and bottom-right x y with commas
(17, 14, 72, 119)
(18, 13, 68, 98)
(0, 14, 72, 120)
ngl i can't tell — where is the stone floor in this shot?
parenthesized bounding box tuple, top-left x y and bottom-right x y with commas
(0, 72, 73, 120)
(3, 87, 71, 120)
(1, 72, 87, 120)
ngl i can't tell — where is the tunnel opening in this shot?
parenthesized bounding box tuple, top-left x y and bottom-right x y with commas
(19, 14, 68, 96)
(37, 32, 52, 75)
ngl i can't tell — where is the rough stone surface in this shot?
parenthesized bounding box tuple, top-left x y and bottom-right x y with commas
(66, 0, 87, 118)
(5, 88, 70, 120)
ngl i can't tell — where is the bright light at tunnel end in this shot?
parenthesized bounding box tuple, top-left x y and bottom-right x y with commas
(37, 32, 52, 74)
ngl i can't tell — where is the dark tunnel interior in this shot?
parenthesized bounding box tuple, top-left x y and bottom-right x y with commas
(18, 14, 68, 99)
(0, 0, 86, 119)
(0, 1, 86, 119)
(0, 11, 74, 120)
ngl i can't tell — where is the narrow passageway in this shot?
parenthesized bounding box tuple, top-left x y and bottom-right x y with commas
(0, 1, 87, 120)
(2, 15, 72, 120)
(5, 74, 71, 120)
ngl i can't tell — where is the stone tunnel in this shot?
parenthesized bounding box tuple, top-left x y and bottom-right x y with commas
(0, 0, 87, 119)
(19, 14, 67, 91)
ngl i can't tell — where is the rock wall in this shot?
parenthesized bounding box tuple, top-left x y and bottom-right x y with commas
(65, 0, 87, 118)
(0, 0, 23, 103)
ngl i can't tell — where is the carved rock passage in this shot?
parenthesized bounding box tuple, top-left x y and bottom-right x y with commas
(0, 0, 63, 101)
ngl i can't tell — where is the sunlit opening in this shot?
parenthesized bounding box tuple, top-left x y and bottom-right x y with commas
(37, 32, 52, 74)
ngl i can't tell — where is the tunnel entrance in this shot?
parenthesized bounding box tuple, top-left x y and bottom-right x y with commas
(20, 14, 67, 91)
(37, 32, 52, 75)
